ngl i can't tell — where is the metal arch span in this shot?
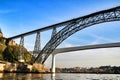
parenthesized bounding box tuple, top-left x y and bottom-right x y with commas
(35, 6, 120, 64)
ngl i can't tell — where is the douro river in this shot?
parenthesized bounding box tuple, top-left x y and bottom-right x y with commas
(1, 73, 120, 80)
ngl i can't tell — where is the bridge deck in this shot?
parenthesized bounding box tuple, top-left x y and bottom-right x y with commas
(54, 42, 120, 54)
(7, 6, 120, 40)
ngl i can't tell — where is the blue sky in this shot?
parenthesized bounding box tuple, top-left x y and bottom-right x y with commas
(0, 0, 120, 68)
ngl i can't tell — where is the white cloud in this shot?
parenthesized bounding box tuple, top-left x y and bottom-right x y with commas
(60, 42, 77, 47)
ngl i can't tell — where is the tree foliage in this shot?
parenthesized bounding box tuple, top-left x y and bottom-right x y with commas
(0, 37, 33, 64)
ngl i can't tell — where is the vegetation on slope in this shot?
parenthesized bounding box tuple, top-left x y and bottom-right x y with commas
(0, 37, 34, 64)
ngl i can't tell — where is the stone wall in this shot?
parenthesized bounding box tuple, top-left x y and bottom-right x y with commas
(0, 33, 3, 37)
(0, 63, 5, 72)
(0, 62, 50, 73)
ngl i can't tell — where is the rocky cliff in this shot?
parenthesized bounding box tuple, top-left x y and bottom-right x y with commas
(0, 36, 33, 64)
(0, 31, 50, 73)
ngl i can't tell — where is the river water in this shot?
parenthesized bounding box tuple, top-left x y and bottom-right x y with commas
(0, 73, 120, 80)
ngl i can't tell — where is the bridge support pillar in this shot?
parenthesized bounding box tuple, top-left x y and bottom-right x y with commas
(51, 27, 57, 38)
(19, 36, 25, 62)
(51, 27, 57, 73)
(33, 31, 41, 57)
(51, 53, 56, 73)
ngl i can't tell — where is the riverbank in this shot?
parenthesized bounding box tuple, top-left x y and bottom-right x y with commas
(0, 61, 50, 73)
(55, 66, 120, 74)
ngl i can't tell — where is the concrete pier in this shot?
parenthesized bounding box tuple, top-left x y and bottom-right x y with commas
(51, 53, 55, 73)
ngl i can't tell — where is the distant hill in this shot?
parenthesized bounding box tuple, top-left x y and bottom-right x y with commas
(0, 36, 34, 64)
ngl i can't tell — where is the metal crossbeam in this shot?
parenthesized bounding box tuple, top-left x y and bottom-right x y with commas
(34, 6, 120, 63)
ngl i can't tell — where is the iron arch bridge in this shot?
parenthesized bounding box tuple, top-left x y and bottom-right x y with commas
(34, 6, 120, 63)
(7, 6, 120, 64)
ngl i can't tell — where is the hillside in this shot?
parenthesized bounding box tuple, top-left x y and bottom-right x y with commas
(0, 37, 34, 64)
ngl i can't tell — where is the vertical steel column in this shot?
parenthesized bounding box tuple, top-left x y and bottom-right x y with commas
(33, 31, 41, 57)
(19, 36, 24, 62)
(51, 27, 57, 38)
(51, 27, 57, 73)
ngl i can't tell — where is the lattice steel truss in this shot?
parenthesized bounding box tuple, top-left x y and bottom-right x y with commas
(51, 27, 57, 38)
(19, 36, 24, 61)
(35, 6, 120, 63)
(33, 31, 41, 57)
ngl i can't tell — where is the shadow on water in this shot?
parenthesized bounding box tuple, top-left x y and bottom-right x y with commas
(0, 73, 58, 80)
(0, 73, 44, 80)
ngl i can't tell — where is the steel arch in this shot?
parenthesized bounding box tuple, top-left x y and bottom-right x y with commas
(35, 6, 120, 64)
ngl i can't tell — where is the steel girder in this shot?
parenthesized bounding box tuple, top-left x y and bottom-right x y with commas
(34, 6, 120, 64)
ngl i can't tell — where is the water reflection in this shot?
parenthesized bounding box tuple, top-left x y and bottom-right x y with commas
(0, 73, 44, 80)
(0, 73, 56, 80)
(51, 73, 55, 80)
(1, 73, 119, 80)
